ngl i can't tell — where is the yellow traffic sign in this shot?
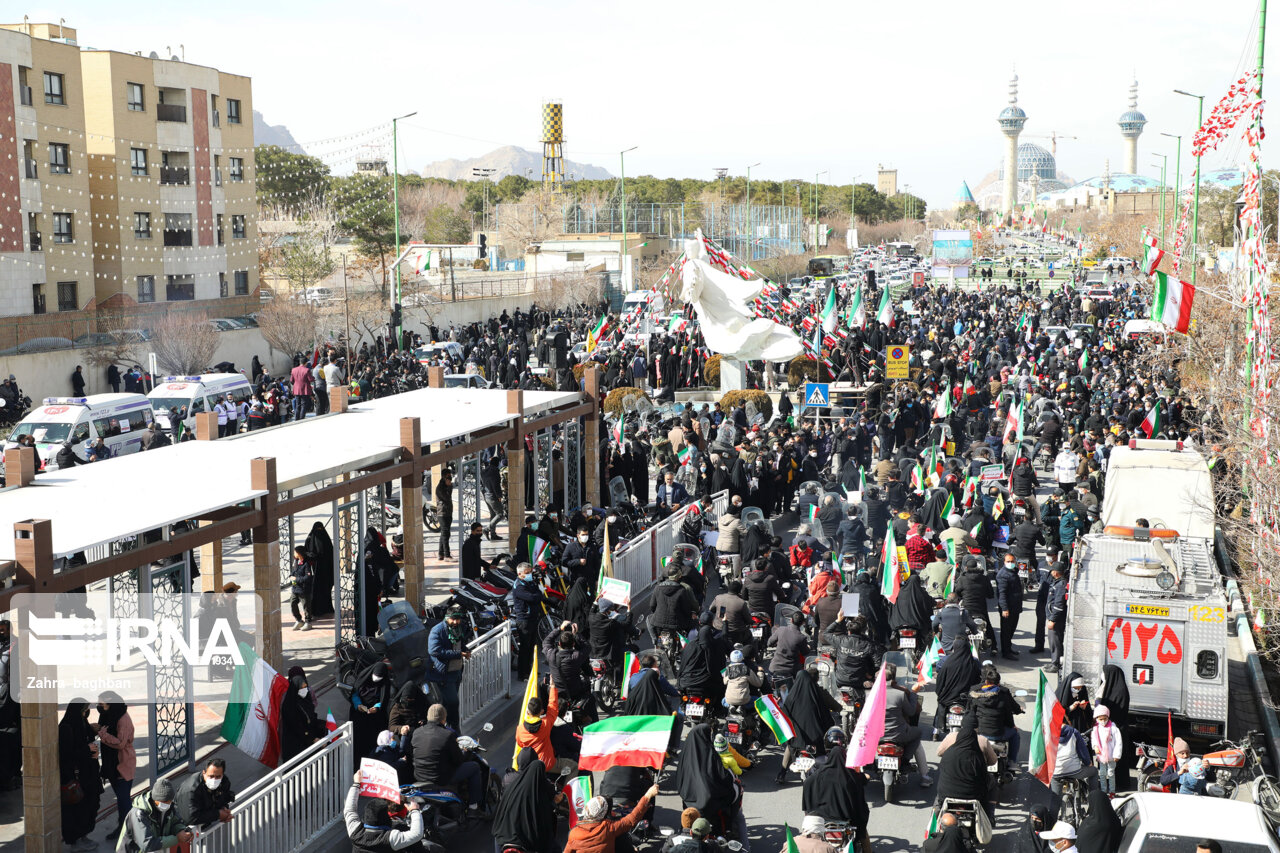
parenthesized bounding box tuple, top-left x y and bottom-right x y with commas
(886, 344, 910, 379)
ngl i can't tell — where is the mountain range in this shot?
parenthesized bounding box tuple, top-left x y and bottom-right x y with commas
(253, 111, 303, 152)
(414, 145, 612, 181)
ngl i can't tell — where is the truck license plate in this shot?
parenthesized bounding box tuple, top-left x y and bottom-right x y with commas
(900, 637, 916, 649)
(876, 756, 899, 770)
(685, 703, 705, 719)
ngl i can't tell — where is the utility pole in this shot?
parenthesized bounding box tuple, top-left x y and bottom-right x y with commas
(1246, 0, 1267, 429)
(1160, 132, 1182, 251)
(1174, 89, 1206, 283)
(472, 167, 496, 231)
(620, 147, 636, 289)
(746, 162, 760, 259)
(342, 253, 351, 352)
(391, 111, 417, 349)
(814, 170, 828, 250)
(1152, 155, 1168, 245)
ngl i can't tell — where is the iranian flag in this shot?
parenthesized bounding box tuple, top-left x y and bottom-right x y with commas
(579, 715, 676, 771)
(613, 412, 624, 445)
(667, 314, 687, 333)
(620, 651, 642, 699)
(1142, 243, 1165, 276)
(881, 526, 901, 603)
(1078, 350, 1088, 372)
(916, 636, 943, 685)
(1140, 400, 1163, 439)
(784, 823, 801, 853)
(587, 315, 609, 353)
(1002, 399, 1024, 443)
(677, 446, 692, 466)
(875, 287, 894, 327)
(934, 384, 953, 419)
(1150, 271, 1195, 333)
(754, 694, 797, 745)
(564, 776, 593, 828)
(820, 285, 838, 333)
(848, 283, 866, 330)
(221, 643, 289, 768)
(1029, 668, 1067, 785)
(963, 375, 975, 397)
(325, 707, 337, 734)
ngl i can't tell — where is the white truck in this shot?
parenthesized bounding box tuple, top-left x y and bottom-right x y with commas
(1064, 439, 1230, 743)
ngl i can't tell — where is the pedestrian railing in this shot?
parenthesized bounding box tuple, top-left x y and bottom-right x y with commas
(459, 620, 514, 732)
(618, 489, 730, 610)
(190, 722, 353, 853)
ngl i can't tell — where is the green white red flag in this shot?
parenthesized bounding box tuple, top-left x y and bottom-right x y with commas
(881, 526, 901, 603)
(875, 287, 894, 327)
(1029, 668, 1067, 785)
(579, 715, 675, 771)
(564, 776, 593, 828)
(1140, 400, 1163, 438)
(620, 651, 641, 699)
(1150, 271, 1194, 333)
(587, 315, 609, 353)
(848, 284, 866, 330)
(754, 694, 797, 745)
(820, 285, 838, 333)
(221, 643, 289, 767)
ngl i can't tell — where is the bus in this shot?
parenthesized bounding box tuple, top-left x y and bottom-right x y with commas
(806, 255, 851, 279)
(885, 241, 916, 259)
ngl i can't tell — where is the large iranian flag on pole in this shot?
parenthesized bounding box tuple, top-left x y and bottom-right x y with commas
(587, 314, 609, 353)
(820, 285, 838, 333)
(1028, 669, 1067, 785)
(1002, 399, 1023, 444)
(848, 283, 866, 330)
(1140, 400, 1163, 439)
(221, 643, 289, 767)
(1150, 271, 1195, 333)
(875, 287, 894, 327)
(1142, 242, 1165, 276)
(881, 526, 901, 603)
(579, 715, 676, 771)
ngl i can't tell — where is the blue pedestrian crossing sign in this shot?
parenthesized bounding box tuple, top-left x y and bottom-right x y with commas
(804, 382, 830, 409)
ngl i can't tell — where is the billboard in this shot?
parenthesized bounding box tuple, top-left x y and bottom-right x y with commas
(931, 229, 973, 279)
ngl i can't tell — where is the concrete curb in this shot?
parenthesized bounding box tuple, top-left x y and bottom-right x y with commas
(1221, 536, 1280, 770)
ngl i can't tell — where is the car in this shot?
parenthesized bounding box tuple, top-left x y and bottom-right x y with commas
(414, 342, 464, 365)
(974, 257, 994, 266)
(1113, 792, 1280, 852)
(1085, 287, 1114, 301)
(294, 286, 335, 305)
(442, 373, 491, 390)
(209, 318, 245, 332)
(229, 315, 259, 328)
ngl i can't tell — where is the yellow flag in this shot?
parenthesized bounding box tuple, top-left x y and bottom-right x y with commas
(512, 654, 539, 769)
(597, 520, 614, 590)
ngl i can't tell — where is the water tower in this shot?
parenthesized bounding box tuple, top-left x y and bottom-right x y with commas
(541, 99, 565, 190)
(998, 74, 1028, 220)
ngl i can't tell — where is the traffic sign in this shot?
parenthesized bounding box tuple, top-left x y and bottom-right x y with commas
(912, 271, 925, 286)
(803, 382, 830, 409)
(886, 345, 910, 380)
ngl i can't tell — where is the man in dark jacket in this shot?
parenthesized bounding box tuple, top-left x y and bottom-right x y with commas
(834, 507, 867, 565)
(409, 704, 483, 809)
(512, 562, 549, 679)
(766, 611, 811, 693)
(650, 567, 699, 636)
(994, 554, 1024, 660)
(460, 523, 489, 582)
(968, 664, 1023, 764)
(824, 615, 884, 703)
(426, 609, 469, 725)
(954, 557, 996, 651)
(815, 495, 843, 542)
(543, 622, 591, 703)
(1046, 564, 1069, 673)
(931, 594, 978, 647)
(175, 758, 234, 830)
(741, 559, 782, 615)
(560, 527, 599, 592)
(709, 580, 752, 648)
(1006, 518, 1044, 570)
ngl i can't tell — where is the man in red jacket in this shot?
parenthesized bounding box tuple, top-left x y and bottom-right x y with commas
(290, 359, 313, 421)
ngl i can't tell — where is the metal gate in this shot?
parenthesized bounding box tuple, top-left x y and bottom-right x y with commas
(535, 431, 553, 511)
(564, 419, 582, 511)
(456, 453, 482, 548)
(333, 497, 365, 646)
(147, 553, 195, 780)
(278, 489, 294, 588)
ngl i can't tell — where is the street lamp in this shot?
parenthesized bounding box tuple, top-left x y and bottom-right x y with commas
(472, 167, 496, 231)
(746, 162, 760, 260)
(620, 147, 637, 288)
(849, 174, 862, 248)
(814, 170, 829, 250)
(1159, 133, 1183, 257)
(1174, 89, 1206, 283)
(1152, 155, 1172, 244)
(391, 110, 417, 350)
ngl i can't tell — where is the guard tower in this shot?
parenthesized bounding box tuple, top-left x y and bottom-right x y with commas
(998, 74, 1028, 222)
(1118, 80, 1148, 175)
(541, 99, 565, 191)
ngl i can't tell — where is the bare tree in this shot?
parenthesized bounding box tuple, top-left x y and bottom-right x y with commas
(150, 312, 221, 375)
(257, 298, 321, 359)
(496, 189, 564, 259)
(84, 310, 148, 369)
(265, 206, 340, 295)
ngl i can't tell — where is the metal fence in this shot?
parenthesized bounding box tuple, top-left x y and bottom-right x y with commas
(191, 722, 353, 853)
(459, 620, 514, 733)
(615, 489, 730, 610)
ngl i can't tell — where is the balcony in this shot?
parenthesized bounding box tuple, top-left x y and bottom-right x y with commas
(29, 231, 41, 252)
(159, 165, 190, 186)
(23, 158, 37, 180)
(19, 86, 32, 107)
(156, 103, 187, 123)
(163, 229, 193, 247)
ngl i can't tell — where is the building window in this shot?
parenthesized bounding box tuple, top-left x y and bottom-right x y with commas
(566, 252, 585, 262)
(130, 148, 148, 176)
(229, 157, 244, 182)
(48, 142, 70, 175)
(163, 213, 193, 247)
(27, 212, 40, 252)
(127, 82, 144, 111)
(232, 214, 246, 239)
(213, 155, 222, 187)
(226, 98, 241, 124)
(210, 93, 219, 127)
(137, 275, 155, 303)
(56, 281, 77, 312)
(43, 72, 64, 105)
(52, 213, 73, 244)
(234, 270, 249, 295)
(134, 212, 151, 239)
(216, 214, 224, 245)
(31, 283, 45, 315)
(219, 273, 229, 298)
(165, 274, 195, 301)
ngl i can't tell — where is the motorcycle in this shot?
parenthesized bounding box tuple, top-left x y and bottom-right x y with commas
(400, 724, 502, 835)
(590, 657, 619, 715)
(1016, 558, 1038, 594)
(988, 739, 1014, 787)
(681, 692, 714, 727)
(945, 703, 967, 736)
(748, 611, 772, 647)
(822, 821, 852, 848)
(894, 627, 922, 669)
(876, 740, 907, 804)
(724, 703, 758, 756)
(1137, 732, 1280, 821)
(717, 552, 737, 587)
(929, 798, 993, 847)
(653, 628, 684, 677)
(836, 685, 864, 738)
(789, 745, 817, 782)
(657, 827, 743, 851)
(969, 617, 994, 654)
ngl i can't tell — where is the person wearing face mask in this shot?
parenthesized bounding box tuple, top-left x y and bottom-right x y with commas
(561, 526, 600, 593)
(117, 776, 193, 853)
(281, 673, 327, 762)
(460, 522, 490, 582)
(95, 690, 136, 837)
(175, 757, 235, 830)
(512, 561, 552, 679)
(1036, 819, 1078, 852)
(995, 554, 1024, 661)
(350, 662, 395, 759)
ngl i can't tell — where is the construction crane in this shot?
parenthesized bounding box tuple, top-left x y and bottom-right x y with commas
(1024, 131, 1077, 157)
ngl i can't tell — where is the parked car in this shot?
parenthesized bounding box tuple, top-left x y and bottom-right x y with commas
(1113, 792, 1280, 852)
(209, 318, 245, 332)
(442, 373, 492, 390)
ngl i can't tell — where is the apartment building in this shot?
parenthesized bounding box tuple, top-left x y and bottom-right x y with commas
(81, 42, 257, 309)
(0, 23, 95, 318)
(0, 21, 258, 346)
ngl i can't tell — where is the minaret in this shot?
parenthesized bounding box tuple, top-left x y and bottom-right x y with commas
(998, 74, 1028, 221)
(1118, 80, 1147, 175)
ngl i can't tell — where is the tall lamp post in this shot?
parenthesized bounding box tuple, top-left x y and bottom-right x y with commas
(849, 174, 862, 248)
(1159, 132, 1183, 257)
(620, 146, 637, 289)
(1174, 89, 1205, 283)
(392, 111, 417, 350)
(1152, 155, 1169, 245)
(746, 162, 760, 259)
(472, 166, 496, 231)
(814, 170, 828, 251)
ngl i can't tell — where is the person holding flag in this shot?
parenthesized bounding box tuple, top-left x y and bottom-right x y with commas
(561, 782, 659, 852)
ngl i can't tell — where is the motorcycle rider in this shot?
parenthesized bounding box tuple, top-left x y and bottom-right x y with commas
(722, 649, 764, 745)
(741, 558, 782, 619)
(954, 556, 996, 651)
(765, 611, 810, 698)
(880, 663, 933, 787)
(561, 527, 600, 594)
(672, 552, 707, 606)
(931, 593, 978, 648)
(824, 614, 884, 707)
(710, 580, 753, 651)
(717, 504, 748, 580)
(588, 601, 634, 683)
(969, 664, 1023, 773)
(542, 621, 595, 724)
(651, 564, 699, 645)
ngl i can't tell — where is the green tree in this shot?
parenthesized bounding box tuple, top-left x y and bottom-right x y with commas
(271, 213, 336, 292)
(495, 174, 533, 202)
(255, 145, 330, 212)
(422, 204, 472, 244)
(330, 173, 403, 296)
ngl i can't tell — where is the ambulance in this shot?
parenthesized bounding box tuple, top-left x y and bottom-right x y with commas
(147, 374, 253, 433)
(6, 393, 156, 468)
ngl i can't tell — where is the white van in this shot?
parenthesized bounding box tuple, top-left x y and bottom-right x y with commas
(148, 374, 254, 433)
(7, 393, 155, 469)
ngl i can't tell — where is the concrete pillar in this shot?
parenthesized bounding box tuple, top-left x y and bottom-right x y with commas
(4, 447, 36, 487)
(15, 519, 60, 853)
(1003, 132, 1020, 223)
(250, 458, 283, 671)
(1124, 138, 1138, 176)
(583, 365, 602, 507)
(427, 366, 445, 388)
(329, 386, 349, 414)
(506, 390, 525, 554)
(197, 413, 223, 592)
(399, 418, 424, 610)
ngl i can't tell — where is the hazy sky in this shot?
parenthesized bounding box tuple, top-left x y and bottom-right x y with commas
(27, 0, 1275, 206)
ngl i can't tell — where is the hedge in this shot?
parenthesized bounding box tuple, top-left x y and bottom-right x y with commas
(720, 389, 773, 422)
(703, 354, 722, 385)
(787, 356, 819, 387)
(603, 386, 647, 416)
